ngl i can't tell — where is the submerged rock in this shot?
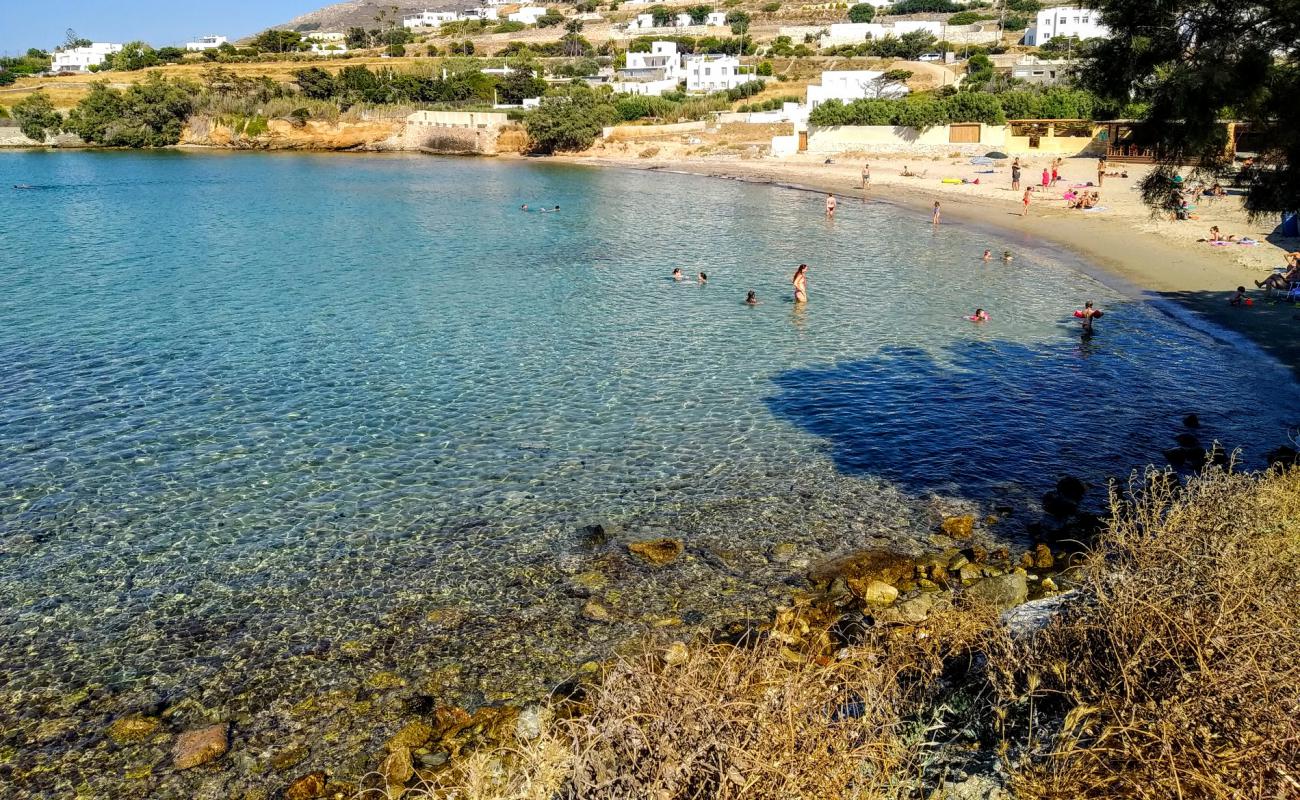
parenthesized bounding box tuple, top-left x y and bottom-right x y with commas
(807, 549, 916, 591)
(940, 515, 975, 539)
(627, 538, 683, 566)
(386, 720, 433, 751)
(1055, 476, 1086, 504)
(107, 714, 160, 745)
(284, 771, 328, 800)
(580, 599, 613, 623)
(172, 722, 229, 770)
(579, 522, 618, 547)
(964, 573, 1028, 611)
(1183, 413, 1200, 428)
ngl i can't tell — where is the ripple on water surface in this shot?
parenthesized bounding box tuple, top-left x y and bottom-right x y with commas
(0, 151, 1295, 796)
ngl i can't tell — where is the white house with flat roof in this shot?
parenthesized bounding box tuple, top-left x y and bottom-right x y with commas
(186, 35, 228, 51)
(685, 54, 747, 92)
(806, 69, 909, 107)
(51, 43, 122, 72)
(612, 40, 686, 95)
(404, 10, 459, 27)
(507, 6, 549, 23)
(1024, 7, 1108, 46)
(459, 6, 500, 20)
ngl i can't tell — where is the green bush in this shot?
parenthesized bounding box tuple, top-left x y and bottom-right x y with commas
(847, 3, 876, 22)
(289, 107, 311, 127)
(889, 0, 958, 13)
(494, 21, 527, 33)
(64, 74, 198, 147)
(526, 88, 617, 152)
(536, 10, 566, 27)
(947, 11, 991, 24)
(942, 90, 1005, 123)
(761, 2, 781, 10)
(11, 91, 63, 141)
(1004, 0, 1041, 11)
(387, 44, 406, 57)
(756, 60, 774, 76)
(1003, 14, 1029, 29)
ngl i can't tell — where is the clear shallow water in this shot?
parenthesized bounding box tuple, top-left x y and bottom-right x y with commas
(1, 151, 1296, 795)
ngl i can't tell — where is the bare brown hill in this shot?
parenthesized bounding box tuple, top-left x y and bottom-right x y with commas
(270, 1, 458, 33)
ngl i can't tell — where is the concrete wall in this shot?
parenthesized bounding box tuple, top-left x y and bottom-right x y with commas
(406, 110, 509, 129)
(807, 124, 1006, 155)
(601, 120, 708, 140)
(806, 123, 1102, 156)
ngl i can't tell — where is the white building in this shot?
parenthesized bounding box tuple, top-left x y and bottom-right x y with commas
(185, 35, 228, 51)
(306, 32, 346, 42)
(459, 6, 500, 20)
(51, 43, 122, 72)
(613, 41, 685, 96)
(1024, 7, 1108, 46)
(685, 54, 747, 92)
(706, 11, 728, 26)
(1008, 54, 1076, 84)
(507, 6, 549, 24)
(627, 13, 656, 30)
(806, 69, 909, 108)
(307, 43, 349, 55)
(404, 10, 460, 27)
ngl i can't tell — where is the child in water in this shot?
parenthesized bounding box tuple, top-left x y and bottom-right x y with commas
(1077, 300, 1102, 333)
(969, 308, 989, 322)
(1230, 286, 1248, 306)
(698, 272, 708, 284)
(672, 268, 684, 281)
(1002, 251, 1014, 262)
(982, 250, 992, 261)
(745, 291, 760, 305)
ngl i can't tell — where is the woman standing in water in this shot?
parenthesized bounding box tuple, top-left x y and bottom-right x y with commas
(792, 263, 809, 303)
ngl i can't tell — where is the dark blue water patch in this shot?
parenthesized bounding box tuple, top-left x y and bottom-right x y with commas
(764, 313, 1286, 496)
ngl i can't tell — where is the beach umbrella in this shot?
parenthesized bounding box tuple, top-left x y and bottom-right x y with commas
(985, 151, 1009, 159)
(970, 156, 994, 165)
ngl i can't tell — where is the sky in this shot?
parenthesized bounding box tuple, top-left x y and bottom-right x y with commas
(0, 0, 324, 55)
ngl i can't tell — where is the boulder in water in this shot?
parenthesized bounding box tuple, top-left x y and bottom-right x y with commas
(172, 722, 229, 770)
(627, 538, 683, 566)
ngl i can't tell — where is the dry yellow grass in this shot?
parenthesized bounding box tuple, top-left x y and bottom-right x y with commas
(993, 465, 1300, 800)
(354, 466, 1299, 800)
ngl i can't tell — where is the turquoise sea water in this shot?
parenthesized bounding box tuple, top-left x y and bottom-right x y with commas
(1, 151, 1296, 796)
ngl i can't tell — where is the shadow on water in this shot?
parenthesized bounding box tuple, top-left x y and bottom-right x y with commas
(763, 328, 1294, 498)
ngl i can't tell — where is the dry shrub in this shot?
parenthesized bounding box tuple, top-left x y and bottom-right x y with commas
(407, 604, 993, 800)
(995, 466, 1300, 799)
(638, 146, 660, 159)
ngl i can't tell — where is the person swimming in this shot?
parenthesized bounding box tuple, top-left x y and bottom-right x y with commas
(698, 271, 708, 284)
(745, 290, 760, 305)
(1002, 251, 1014, 262)
(982, 250, 992, 261)
(792, 263, 808, 303)
(672, 268, 684, 281)
(521, 204, 529, 211)
(969, 308, 989, 322)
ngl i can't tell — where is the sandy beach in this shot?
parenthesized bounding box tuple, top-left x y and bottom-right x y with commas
(559, 145, 1300, 377)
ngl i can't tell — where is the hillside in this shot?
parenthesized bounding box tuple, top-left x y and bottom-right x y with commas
(271, 1, 456, 33)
